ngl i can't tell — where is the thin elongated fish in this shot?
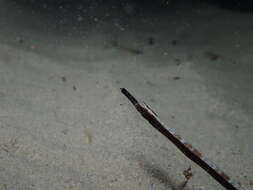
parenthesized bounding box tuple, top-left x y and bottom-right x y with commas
(121, 88, 248, 190)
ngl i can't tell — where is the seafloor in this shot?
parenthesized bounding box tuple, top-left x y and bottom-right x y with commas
(0, 1, 252, 189)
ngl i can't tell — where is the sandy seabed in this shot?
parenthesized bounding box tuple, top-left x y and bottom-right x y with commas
(0, 1, 252, 189)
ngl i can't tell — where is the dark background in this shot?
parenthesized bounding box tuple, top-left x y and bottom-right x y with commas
(15, 0, 253, 13)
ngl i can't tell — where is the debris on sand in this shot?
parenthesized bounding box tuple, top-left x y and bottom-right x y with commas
(204, 51, 223, 61)
(148, 37, 155, 45)
(112, 40, 143, 55)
